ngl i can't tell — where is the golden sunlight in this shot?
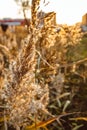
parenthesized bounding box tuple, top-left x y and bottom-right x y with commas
(0, 0, 87, 25)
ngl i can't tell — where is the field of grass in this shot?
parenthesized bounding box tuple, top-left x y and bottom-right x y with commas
(0, 1, 87, 129)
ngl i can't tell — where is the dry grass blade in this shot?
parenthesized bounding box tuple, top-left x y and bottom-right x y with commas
(25, 116, 58, 130)
(71, 117, 87, 121)
(25, 112, 78, 130)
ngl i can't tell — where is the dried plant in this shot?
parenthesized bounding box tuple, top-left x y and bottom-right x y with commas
(0, 0, 49, 129)
(0, 0, 83, 130)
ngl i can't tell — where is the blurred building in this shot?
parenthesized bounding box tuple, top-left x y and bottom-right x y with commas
(82, 13, 87, 25)
(81, 13, 87, 32)
(0, 18, 30, 32)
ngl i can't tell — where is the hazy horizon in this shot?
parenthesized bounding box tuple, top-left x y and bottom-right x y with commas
(0, 0, 87, 25)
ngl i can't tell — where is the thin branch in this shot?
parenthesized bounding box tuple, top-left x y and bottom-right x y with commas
(61, 57, 87, 68)
(35, 49, 55, 69)
(4, 110, 8, 130)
